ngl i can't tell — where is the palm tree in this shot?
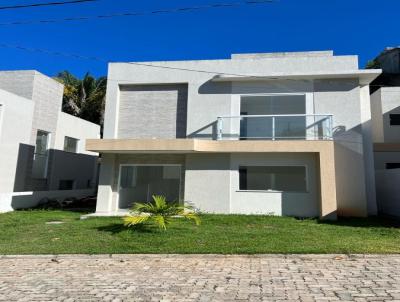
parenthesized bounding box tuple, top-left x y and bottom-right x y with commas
(123, 195, 201, 231)
(55, 71, 107, 133)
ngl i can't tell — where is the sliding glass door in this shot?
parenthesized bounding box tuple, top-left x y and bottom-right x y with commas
(240, 95, 306, 140)
(118, 165, 181, 209)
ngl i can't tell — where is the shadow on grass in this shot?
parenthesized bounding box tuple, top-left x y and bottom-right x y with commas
(96, 223, 155, 234)
(318, 216, 400, 229)
(18, 207, 95, 214)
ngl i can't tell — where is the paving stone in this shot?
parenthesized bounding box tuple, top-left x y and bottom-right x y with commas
(0, 255, 399, 301)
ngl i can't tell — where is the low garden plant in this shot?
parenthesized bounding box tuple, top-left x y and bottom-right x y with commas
(123, 195, 201, 230)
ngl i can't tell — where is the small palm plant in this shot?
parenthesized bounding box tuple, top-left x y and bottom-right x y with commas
(123, 195, 200, 231)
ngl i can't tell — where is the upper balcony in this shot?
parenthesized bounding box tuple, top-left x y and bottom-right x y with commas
(86, 113, 335, 155)
(216, 114, 333, 141)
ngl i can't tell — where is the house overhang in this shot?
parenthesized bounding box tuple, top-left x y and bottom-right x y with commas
(211, 69, 382, 86)
(87, 138, 338, 220)
(86, 138, 334, 154)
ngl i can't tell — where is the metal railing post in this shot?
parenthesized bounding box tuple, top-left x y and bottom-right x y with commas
(272, 116, 276, 141)
(217, 117, 223, 140)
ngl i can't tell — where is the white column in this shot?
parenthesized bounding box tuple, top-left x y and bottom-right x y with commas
(96, 153, 116, 213)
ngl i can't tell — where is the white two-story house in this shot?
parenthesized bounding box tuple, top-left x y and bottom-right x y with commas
(87, 51, 381, 219)
(0, 70, 100, 212)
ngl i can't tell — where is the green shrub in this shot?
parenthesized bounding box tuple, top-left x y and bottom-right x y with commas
(123, 195, 200, 231)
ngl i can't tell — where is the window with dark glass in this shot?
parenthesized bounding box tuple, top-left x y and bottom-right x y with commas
(64, 136, 79, 153)
(389, 114, 400, 126)
(386, 163, 400, 170)
(59, 180, 75, 190)
(32, 130, 50, 178)
(239, 166, 307, 192)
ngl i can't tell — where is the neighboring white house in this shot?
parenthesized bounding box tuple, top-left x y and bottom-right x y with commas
(0, 70, 100, 212)
(86, 51, 382, 219)
(371, 87, 400, 217)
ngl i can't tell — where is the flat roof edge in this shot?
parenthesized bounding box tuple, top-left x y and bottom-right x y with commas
(231, 50, 334, 59)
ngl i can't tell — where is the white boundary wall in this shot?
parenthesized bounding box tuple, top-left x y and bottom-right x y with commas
(0, 189, 95, 212)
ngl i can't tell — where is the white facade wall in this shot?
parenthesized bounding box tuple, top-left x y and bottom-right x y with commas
(55, 112, 100, 156)
(0, 89, 34, 194)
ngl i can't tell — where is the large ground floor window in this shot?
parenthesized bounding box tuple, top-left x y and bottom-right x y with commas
(239, 165, 307, 192)
(118, 165, 181, 209)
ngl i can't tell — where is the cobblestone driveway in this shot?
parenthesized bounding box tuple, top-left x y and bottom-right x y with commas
(0, 254, 399, 301)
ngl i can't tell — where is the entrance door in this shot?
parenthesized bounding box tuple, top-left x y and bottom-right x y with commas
(118, 165, 181, 209)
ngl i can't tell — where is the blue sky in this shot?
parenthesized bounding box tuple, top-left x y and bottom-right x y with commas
(0, 0, 398, 78)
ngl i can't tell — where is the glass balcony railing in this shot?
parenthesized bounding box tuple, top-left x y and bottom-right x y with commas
(216, 114, 333, 140)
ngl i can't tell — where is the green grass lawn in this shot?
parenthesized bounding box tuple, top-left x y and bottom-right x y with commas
(0, 210, 399, 254)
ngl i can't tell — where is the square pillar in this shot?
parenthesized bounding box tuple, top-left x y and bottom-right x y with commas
(318, 144, 338, 220)
(96, 153, 116, 213)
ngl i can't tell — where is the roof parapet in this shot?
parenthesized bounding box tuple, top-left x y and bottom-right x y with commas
(231, 50, 334, 60)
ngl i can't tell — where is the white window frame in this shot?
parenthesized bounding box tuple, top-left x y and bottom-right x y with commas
(116, 164, 182, 211)
(237, 164, 309, 193)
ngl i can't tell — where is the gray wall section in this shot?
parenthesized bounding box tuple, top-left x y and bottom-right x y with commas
(370, 90, 385, 142)
(185, 153, 231, 213)
(0, 70, 64, 147)
(374, 151, 400, 217)
(375, 167, 400, 217)
(30, 72, 64, 146)
(47, 150, 98, 191)
(13, 144, 35, 192)
(313, 79, 369, 216)
(118, 84, 188, 139)
(0, 71, 35, 99)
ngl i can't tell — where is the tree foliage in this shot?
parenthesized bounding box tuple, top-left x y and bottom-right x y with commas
(55, 71, 107, 133)
(365, 59, 381, 69)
